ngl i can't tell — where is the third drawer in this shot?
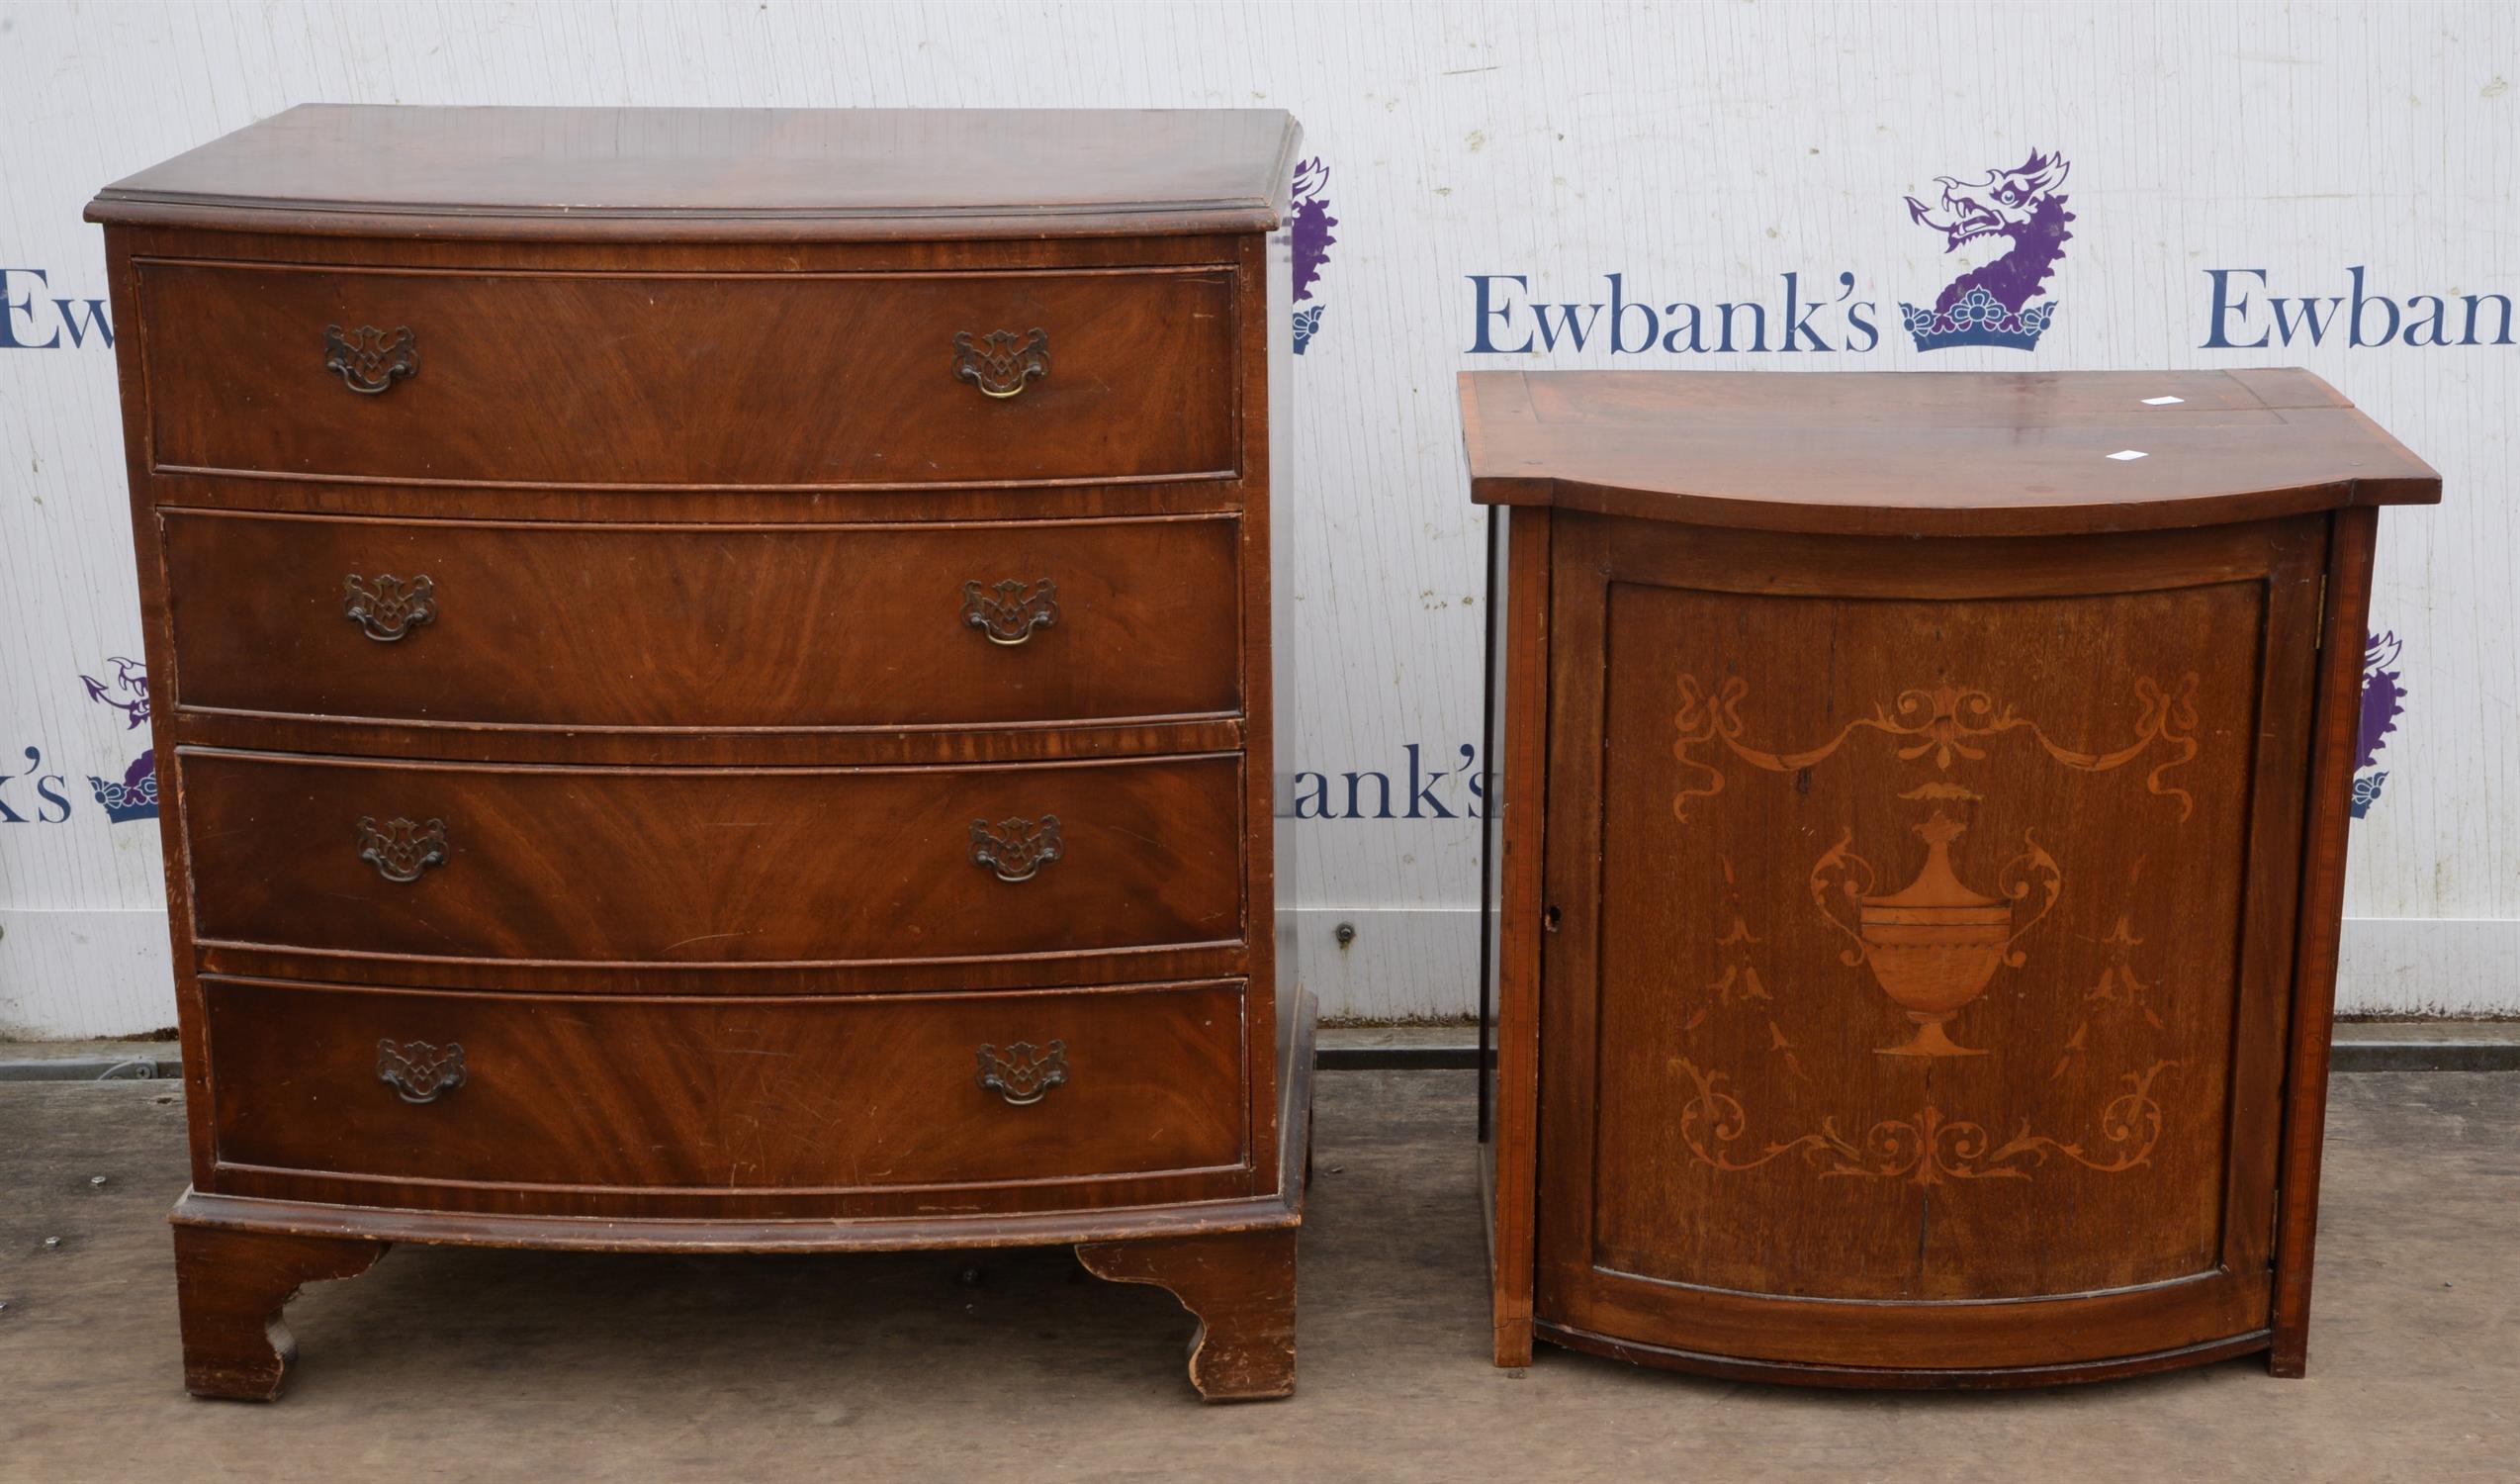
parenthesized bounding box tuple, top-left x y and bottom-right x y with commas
(180, 748, 1244, 968)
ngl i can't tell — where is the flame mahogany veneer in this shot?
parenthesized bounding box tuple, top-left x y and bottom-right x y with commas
(90, 104, 1309, 1403)
(1464, 368, 2438, 1387)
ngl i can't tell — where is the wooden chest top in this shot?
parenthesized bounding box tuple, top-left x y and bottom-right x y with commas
(87, 104, 1302, 240)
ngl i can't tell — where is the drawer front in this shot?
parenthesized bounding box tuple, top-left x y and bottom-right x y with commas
(138, 262, 1236, 486)
(163, 510, 1241, 731)
(205, 977, 1247, 1190)
(182, 750, 1242, 966)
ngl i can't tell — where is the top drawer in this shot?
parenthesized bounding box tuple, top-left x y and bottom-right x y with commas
(135, 262, 1239, 488)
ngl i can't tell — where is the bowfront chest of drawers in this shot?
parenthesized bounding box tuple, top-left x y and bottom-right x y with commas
(89, 105, 1310, 1403)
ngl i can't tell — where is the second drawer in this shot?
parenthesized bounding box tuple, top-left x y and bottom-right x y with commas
(181, 749, 1244, 967)
(162, 510, 1242, 733)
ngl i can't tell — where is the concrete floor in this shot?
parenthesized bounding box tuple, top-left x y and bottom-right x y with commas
(1, 1070, 2513, 1483)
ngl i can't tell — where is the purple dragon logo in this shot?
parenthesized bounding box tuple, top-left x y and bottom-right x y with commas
(78, 655, 156, 824)
(1899, 150, 2074, 351)
(2353, 631, 2407, 819)
(1290, 156, 1337, 354)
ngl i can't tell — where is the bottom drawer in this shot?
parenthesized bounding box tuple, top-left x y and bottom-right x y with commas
(203, 976, 1248, 1193)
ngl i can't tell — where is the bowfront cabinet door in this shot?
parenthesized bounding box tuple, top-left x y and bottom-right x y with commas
(1534, 511, 2326, 1374)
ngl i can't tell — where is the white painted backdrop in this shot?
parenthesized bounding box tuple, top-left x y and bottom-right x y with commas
(1, 0, 2512, 1035)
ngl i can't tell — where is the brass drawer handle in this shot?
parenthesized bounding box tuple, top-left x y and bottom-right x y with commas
(976, 1040, 1067, 1106)
(376, 1038, 465, 1103)
(343, 574, 436, 641)
(962, 578, 1058, 645)
(357, 815, 448, 883)
(323, 324, 419, 395)
(969, 814, 1061, 883)
(951, 327, 1049, 399)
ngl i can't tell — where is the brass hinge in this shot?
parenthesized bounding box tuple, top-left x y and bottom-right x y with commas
(2314, 573, 2327, 650)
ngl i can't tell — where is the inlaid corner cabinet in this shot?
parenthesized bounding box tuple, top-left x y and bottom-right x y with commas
(89, 104, 1310, 1403)
(1466, 369, 2438, 1386)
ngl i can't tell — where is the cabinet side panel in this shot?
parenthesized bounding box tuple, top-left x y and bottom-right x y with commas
(2270, 504, 2380, 1376)
(1479, 516, 1503, 1141)
(1485, 507, 1552, 1364)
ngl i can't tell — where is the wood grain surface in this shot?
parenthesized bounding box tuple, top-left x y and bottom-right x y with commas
(203, 976, 1250, 1193)
(139, 260, 1239, 487)
(179, 748, 1246, 969)
(161, 509, 1243, 735)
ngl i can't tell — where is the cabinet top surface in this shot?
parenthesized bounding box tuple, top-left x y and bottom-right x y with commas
(1460, 369, 2440, 537)
(87, 104, 1301, 241)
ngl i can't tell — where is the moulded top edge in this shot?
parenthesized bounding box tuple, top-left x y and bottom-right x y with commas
(86, 104, 1303, 241)
(1458, 369, 2443, 537)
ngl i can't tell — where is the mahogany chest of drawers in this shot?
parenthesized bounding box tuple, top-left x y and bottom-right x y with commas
(89, 104, 1310, 1403)
(1465, 370, 2437, 1386)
